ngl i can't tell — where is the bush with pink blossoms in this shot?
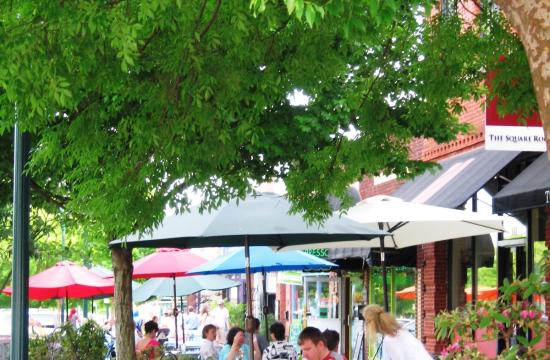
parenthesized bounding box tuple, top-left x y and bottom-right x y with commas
(435, 252, 550, 359)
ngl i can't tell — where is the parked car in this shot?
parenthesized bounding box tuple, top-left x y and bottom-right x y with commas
(0, 308, 60, 337)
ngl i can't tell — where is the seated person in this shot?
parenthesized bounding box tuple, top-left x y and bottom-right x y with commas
(262, 322, 297, 360)
(201, 324, 220, 360)
(219, 326, 261, 360)
(245, 317, 268, 355)
(157, 327, 170, 346)
(136, 320, 161, 360)
(322, 330, 347, 360)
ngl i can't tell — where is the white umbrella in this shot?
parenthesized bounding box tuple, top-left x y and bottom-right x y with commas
(280, 195, 504, 310)
(281, 195, 503, 250)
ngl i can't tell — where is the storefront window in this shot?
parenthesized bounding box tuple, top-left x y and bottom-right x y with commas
(304, 275, 339, 319)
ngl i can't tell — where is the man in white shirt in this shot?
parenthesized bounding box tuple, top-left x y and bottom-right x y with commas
(212, 299, 230, 343)
(184, 306, 200, 330)
(200, 324, 221, 360)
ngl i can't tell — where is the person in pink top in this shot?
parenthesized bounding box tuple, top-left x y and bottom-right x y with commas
(136, 320, 161, 360)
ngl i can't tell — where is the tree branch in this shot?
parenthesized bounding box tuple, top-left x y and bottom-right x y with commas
(200, 0, 222, 39)
(194, 0, 208, 31)
(29, 178, 70, 208)
(327, 132, 344, 177)
(139, 27, 160, 54)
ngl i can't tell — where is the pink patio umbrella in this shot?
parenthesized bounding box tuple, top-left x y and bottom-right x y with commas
(130, 248, 207, 348)
(2, 261, 114, 319)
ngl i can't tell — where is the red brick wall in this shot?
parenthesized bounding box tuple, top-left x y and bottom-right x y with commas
(358, 178, 404, 200)
(358, 100, 485, 199)
(276, 283, 288, 326)
(422, 100, 485, 162)
(417, 242, 448, 353)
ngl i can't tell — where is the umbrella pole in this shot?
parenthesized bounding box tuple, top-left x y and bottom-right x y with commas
(173, 275, 179, 349)
(244, 236, 254, 360)
(262, 270, 268, 339)
(378, 223, 389, 312)
(66, 294, 69, 323)
(180, 296, 185, 344)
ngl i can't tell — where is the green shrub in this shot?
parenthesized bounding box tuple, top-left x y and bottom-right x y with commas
(225, 302, 246, 329)
(29, 320, 106, 360)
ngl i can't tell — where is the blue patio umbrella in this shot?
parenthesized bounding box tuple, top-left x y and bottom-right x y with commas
(189, 246, 337, 337)
(188, 246, 337, 274)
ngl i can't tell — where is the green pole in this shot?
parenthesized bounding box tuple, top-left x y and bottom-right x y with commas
(60, 222, 66, 323)
(83, 231, 89, 318)
(11, 125, 30, 360)
(367, 269, 375, 359)
(389, 268, 396, 314)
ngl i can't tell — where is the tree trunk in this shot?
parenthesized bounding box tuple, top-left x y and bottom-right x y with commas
(495, 0, 550, 155)
(112, 247, 136, 360)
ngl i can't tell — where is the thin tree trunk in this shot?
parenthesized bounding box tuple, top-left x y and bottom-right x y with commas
(112, 247, 136, 360)
(0, 269, 11, 292)
(494, 0, 550, 155)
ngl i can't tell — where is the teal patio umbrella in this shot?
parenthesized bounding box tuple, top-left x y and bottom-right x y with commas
(133, 274, 241, 303)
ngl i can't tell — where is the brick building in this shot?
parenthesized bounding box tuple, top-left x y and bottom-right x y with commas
(359, 93, 548, 354)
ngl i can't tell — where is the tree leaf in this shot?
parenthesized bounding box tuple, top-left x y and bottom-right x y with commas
(294, 0, 304, 20)
(286, 0, 296, 15)
(305, 3, 316, 28)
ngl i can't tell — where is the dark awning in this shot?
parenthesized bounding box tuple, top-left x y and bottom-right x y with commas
(493, 152, 550, 212)
(393, 148, 520, 208)
(327, 247, 417, 269)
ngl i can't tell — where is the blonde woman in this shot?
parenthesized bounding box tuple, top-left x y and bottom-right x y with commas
(362, 304, 431, 360)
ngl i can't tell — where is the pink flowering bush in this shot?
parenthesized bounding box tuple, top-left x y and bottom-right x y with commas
(435, 253, 550, 359)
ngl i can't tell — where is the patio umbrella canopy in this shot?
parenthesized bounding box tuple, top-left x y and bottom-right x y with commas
(396, 285, 498, 302)
(188, 246, 337, 275)
(110, 192, 386, 359)
(133, 275, 241, 303)
(282, 195, 504, 250)
(2, 261, 113, 300)
(132, 248, 207, 279)
(110, 192, 388, 249)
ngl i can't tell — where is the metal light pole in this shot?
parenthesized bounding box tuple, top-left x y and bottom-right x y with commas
(60, 221, 66, 323)
(11, 124, 30, 360)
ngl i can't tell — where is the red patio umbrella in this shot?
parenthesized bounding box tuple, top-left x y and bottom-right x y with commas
(396, 285, 498, 302)
(395, 286, 417, 300)
(2, 260, 113, 300)
(2, 261, 114, 321)
(131, 248, 207, 348)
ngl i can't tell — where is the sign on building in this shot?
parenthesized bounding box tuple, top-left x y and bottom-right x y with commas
(485, 97, 546, 152)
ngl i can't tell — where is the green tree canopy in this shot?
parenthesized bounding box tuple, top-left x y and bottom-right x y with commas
(0, 0, 532, 240)
(0, 1, 538, 358)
